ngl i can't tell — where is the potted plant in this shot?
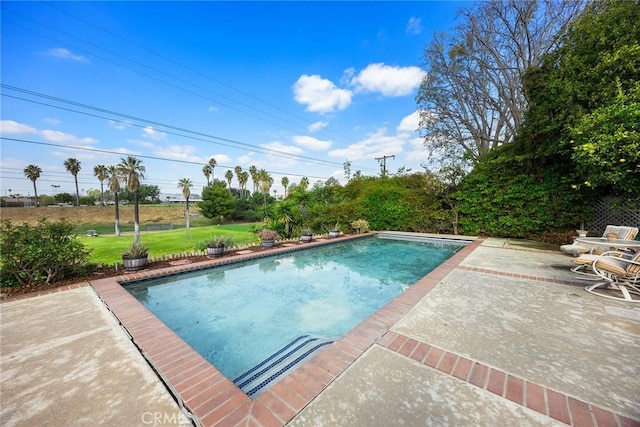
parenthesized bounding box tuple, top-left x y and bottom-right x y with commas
(350, 219, 370, 234)
(328, 221, 341, 238)
(300, 227, 313, 243)
(258, 229, 280, 248)
(122, 242, 149, 271)
(206, 235, 233, 258)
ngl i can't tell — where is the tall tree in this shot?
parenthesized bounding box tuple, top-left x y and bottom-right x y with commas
(177, 178, 193, 230)
(238, 171, 249, 198)
(117, 156, 146, 245)
(234, 166, 243, 186)
(417, 0, 582, 164)
(202, 164, 211, 185)
(64, 158, 81, 206)
(281, 176, 289, 198)
(106, 165, 122, 236)
(249, 165, 258, 193)
(224, 170, 234, 188)
(198, 180, 236, 224)
(208, 157, 217, 182)
(23, 164, 42, 207)
(258, 169, 273, 210)
(93, 164, 108, 206)
(522, 0, 640, 195)
(299, 177, 310, 191)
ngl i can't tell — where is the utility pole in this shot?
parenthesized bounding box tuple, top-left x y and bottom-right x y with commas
(375, 155, 395, 177)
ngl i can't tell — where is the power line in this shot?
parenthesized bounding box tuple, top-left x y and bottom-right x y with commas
(2, 5, 357, 146)
(2, 85, 378, 172)
(0, 137, 342, 182)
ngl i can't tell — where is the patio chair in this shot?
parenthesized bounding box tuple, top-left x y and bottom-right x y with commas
(570, 226, 639, 276)
(584, 251, 640, 302)
(561, 225, 638, 257)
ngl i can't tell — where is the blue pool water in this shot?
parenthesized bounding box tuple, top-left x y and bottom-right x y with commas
(126, 236, 465, 396)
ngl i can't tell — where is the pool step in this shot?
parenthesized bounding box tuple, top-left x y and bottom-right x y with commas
(233, 335, 334, 398)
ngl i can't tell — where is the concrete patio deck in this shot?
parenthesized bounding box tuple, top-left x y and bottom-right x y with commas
(1, 235, 639, 426)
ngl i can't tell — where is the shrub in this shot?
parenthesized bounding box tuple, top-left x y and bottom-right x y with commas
(122, 242, 149, 258)
(206, 235, 233, 248)
(0, 218, 93, 287)
(257, 229, 280, 241)
(351, 219, 370, 234)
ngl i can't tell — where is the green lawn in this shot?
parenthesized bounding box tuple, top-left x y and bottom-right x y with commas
(78, 223, 260, 265)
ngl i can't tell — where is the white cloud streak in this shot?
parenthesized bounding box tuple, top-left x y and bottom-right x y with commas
(292, 135, 332, 151)
(350, 63, 426, 96)
(45, 47, 88, 62)
(406, 17, 422, 35)
(293, 74, 352, 114)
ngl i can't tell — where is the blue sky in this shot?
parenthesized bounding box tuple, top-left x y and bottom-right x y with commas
(1, 1, 467, 198)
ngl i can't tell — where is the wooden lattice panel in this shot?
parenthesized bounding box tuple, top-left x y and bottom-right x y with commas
(586, 198, 640, 234)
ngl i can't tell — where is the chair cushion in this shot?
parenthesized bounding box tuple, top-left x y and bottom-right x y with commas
(561, 244, 589, 255)
(575, 254, 600, 265)
(595, 258, 627, 276)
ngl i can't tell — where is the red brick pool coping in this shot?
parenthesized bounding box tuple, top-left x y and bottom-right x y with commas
(4, 235, 635, 426)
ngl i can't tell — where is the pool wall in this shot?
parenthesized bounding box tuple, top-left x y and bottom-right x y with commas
(89, 233, 483, 426)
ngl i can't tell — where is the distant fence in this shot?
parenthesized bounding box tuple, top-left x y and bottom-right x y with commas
(587, 198, 640, 234)
(145, 223, 174, 231)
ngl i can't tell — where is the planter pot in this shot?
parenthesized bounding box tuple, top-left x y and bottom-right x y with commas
(262, 239, 275, 248)
(207, 245, 225, 258)
(328, 230, 340, 238)
(301, 235, 313, 243)
(122, 255, 148, 271)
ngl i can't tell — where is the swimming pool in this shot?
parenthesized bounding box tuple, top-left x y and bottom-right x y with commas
(126, 235, 466, 397)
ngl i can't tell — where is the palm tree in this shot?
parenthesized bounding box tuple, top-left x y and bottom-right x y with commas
(238, 171, 249, 198)
(64, 158, 81, 206)
(23, 164, 42, 207)
(177, 178, 193, 230)
(202, 164, 212, 185)
(281, 176, 289, 198)
(224, 170, 233, 188)
(249, 165, 258, 193)
(299, 176, 310, 191)
(258, 169, 273, 209)
(208, 157, 217, 182)
(107, 165, 122, 236)
(93, 164, 108, 206)
(117, 156, 146, 245)
(234, 166, 242, 186)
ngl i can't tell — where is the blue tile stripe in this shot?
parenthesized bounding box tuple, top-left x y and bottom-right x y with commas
(232, 335, 311, 384)
(245, 341, 334, 397)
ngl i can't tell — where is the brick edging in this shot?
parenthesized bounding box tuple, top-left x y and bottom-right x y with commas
(376, 331, 639, 427)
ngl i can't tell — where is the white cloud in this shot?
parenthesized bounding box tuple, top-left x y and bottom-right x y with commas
(45, 47, 88, 62)
(350, 63, 426, 96)
(43, 118, 61, 126)
(406, 17, 422, 35)
(261, 141, 304, 156)
(208, 106, 219, 113)
(308, 121, 328, 132)
(292, 135, 332, 151)
(293, 74, 352, 114)
(397, 111, 420, 135)
(328, 128, 405, 161)
(153, 145, 206, 163)
(128, 139, 155, 149)
(0, 120, 38, 134)
(142, 126, 166, 140)
(40, 130, 97, 145)
(109, 120, 132, 130)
